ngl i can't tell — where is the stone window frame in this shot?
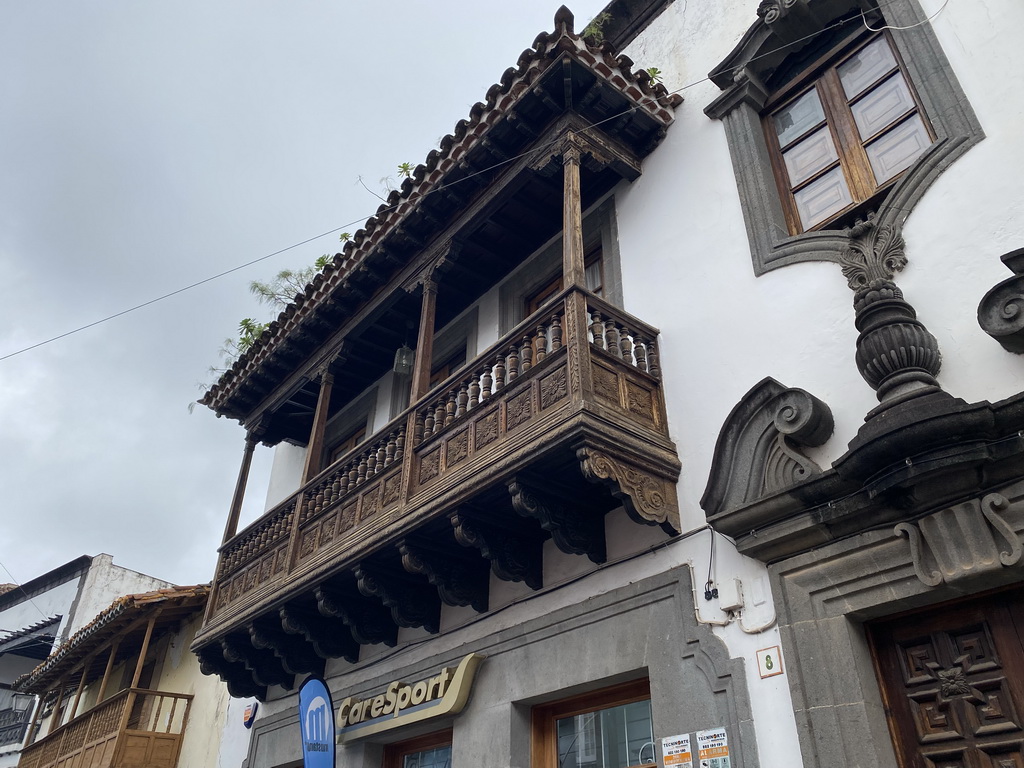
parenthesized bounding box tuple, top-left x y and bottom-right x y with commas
(705, 0, 983, 276)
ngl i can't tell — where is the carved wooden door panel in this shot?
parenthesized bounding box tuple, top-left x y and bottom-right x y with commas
(869, 590, 1024, 768)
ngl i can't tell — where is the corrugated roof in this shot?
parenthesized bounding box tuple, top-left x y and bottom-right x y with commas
(15, 585, 208, 694)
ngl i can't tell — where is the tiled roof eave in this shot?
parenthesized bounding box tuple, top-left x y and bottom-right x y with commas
(201, 6, 681, 420)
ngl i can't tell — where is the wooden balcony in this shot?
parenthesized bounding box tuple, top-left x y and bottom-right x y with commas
(194, 287, 681, 698)
(18, 689, 191, 768)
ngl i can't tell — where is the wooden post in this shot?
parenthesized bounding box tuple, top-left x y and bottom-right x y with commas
(46, 679, 66, 735)
(24, 693, 45, 745)
(130, 615, 157, 689)
(66, 661, 91, 721)
(222, 431, 259, 544)
(96, 638, 121, 703)
(562, 133, 586, 289)
(410, 274, 439, 402)
(302, 366, 335, 484)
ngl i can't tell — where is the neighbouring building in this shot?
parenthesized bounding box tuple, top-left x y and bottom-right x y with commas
(13, 585, 251, 768)
(0, 556, 171, 768)
(191, 1, 1024, 766)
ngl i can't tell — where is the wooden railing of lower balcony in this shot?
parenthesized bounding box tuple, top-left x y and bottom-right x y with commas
(18, 689, 191, 768)
(201, 285, 680, 651)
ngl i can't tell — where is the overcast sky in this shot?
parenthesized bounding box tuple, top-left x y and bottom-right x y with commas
(0, 1, 609, 593)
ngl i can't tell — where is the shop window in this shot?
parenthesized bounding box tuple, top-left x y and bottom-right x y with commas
(766, 33, 933, 233)
(532, 680, 655, 768)
(383, 729, 453, 768)
(705, 0, 983, 275)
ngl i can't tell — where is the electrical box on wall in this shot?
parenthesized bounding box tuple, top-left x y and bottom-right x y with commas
(717, 577, 743, 611)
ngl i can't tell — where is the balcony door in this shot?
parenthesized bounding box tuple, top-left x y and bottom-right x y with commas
(868, 589, 1024, 767)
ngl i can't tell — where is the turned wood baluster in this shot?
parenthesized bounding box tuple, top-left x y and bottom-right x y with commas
(550, 315, 563, 352)
(456, 385, 468, 418)
(366, 448, 377, 478)
(634, 333, 649, 372)
(333, 476, 342, 497)
(445, 391, 457, 426)
(507, 345, 520, 381)
(647, 337, 661, 377)
(468, 376, 480, 409)
(376, 443, 387, 472)
(340, 471, 350, 494)
(480, 365, 493, 400)
(493, 354, 506, 391)
(357, 455, 367, 484)
(604, 319, 621, 358)
(421, 409, 433, 440)
(619, 326, 634, 365)
(385, 433, 396, 466)
(434, 401, 446, 434)
(535, 324, 547, 364)
(590, 310, 605, 349)
(348, 462, 359, 488)
(395, 426, 405, 461)
(520, 336, 533, 373)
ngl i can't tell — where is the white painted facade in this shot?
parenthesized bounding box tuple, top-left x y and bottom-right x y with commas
(236, 1, 1024, 765)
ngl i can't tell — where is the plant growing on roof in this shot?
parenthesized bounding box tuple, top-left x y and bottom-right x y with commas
(645, 67, 663, 85)
(397, 162, 414, 178)
(582, 12, 611, 43)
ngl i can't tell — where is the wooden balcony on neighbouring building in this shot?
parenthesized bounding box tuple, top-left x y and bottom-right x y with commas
(17, 688, 191, 768)
(194, 286, 681, 699)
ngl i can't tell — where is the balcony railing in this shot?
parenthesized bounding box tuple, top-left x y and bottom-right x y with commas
(201, 285, 680, 642)
(0, 705, 32, 747)
(18, 689, 191, 768)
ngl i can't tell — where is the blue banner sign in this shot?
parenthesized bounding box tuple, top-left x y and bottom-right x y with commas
(299, 676, 335, 768)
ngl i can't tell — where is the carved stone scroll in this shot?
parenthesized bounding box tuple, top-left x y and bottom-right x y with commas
(279, 604, 359, 663)
(978, 248, 1024, 353)
(701, 377, 834, 518)
(509, 478, 606, 563)
(314, 584, 398, 647)
(397, 537, 490, 613)
(354, 564, 442, 634)
(895, 493, 1024, 587)
(577, 448, 680, 534)
(450, 509, 544, 590)
(247, 616, 324, 676)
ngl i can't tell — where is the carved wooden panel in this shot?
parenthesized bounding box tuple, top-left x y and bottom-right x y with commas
(446, 428, 470, 467)
(474, 408, 499, 450)
(419, 448, 441, 485)
(870, 590, 1024, 768)
(506, 389, 533, 431)
(625, 380, 655, 423)
(359, 482, 381, 522)
(540, 365, 568, 410)
(592, 362, 619, 405)
(382, 473, 402, 508)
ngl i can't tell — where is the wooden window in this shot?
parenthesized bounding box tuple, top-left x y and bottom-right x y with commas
(764, 32, 934, 234)
(524, 248, 604, 317)
(327, 424, 366, 465)
(383, 729, 453, 768)
(531, 679, 655, 768)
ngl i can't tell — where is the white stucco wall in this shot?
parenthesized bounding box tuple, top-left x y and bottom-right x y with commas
(65, 555, 172, 638)
(612, 1, 1024, 765)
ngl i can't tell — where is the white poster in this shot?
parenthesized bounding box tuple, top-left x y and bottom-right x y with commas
(662, 733, 693, 768)
(696, 727, 731, 768)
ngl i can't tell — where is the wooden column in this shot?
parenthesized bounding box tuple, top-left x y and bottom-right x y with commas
(562, 133, 586, 289)
(96, 638, 121, 703)
(302, 366, 335, 484)
(25, 694, 45, 745)
(410, 273, 439, 402)
(46, 679, 66, 735)
(116, 614, 158, 739)
(222, 431, 259, 545)
(66, 661, 90, 721)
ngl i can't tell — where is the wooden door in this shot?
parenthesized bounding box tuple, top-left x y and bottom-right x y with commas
(869, 589, 1024, 768)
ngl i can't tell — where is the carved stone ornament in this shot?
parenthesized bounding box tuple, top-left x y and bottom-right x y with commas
(577, 448, 680, 534)
(839, 214, 907, 291)
(701, 378, 834, 519)
(895, 493, 1024, 587)
(978, 248, 1024, 353)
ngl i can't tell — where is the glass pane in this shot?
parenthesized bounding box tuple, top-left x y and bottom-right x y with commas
(403, 745, 451, 768)
(772, 89, 826, 148)
(838, 36, 897, 98)
(794, 167, 853, 228)
(557, 700, 654, 768)
(851, 74, 916, 139)
(865, 114, 931, 182)
(782, 127, 839, 187)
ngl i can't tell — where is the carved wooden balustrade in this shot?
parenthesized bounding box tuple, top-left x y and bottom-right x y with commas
(18, 689, 191, 768)
(197, 287, 681, 692)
